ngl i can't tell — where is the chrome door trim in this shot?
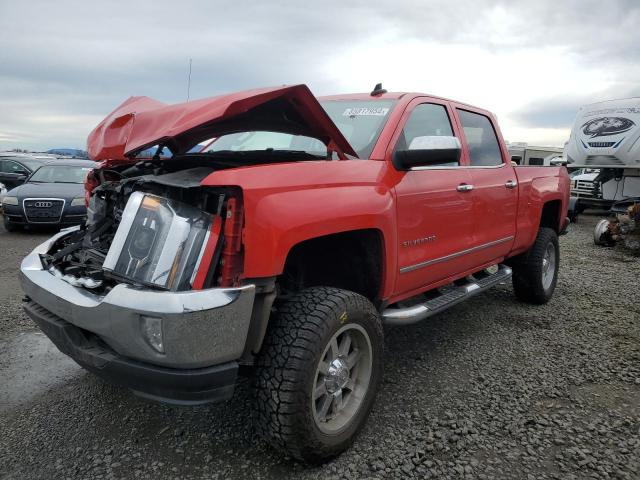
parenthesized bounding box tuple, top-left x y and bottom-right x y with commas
(399, 236, 514, 274)
(409, 162, 506, 171)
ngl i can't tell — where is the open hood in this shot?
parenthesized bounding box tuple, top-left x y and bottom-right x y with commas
(87, 84, 357, 161)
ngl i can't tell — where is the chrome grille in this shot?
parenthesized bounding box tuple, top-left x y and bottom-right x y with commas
(572, 180, 597, 198)
(23, 198, 64, 223)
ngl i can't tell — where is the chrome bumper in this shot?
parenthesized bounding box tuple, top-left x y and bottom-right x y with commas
(20, 228, 255, 369)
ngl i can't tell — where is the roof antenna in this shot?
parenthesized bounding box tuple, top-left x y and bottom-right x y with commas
(186, 58, 193, 101)
(370, 83, 387, 96)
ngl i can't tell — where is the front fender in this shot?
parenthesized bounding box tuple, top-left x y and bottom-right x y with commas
(244, 185, 396, 291)
(200, 160, 399, 298)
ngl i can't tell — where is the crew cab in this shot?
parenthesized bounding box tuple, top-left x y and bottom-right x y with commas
(20, 84, 570, 462)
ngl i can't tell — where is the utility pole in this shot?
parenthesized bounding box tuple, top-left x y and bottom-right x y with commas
(187, 58, 192, 102)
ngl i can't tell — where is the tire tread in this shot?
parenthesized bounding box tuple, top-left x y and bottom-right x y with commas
(253, 287, 382, 462)
(511, 227, 559, 304)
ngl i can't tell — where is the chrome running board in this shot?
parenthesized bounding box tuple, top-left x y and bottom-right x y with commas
(382, 265, 512, 326)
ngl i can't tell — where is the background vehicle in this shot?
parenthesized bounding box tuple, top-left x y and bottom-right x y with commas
(570, 169, 600, 213)
(0, 154, 47, 190)
(565, 98, 640, 211)
(0, 182, 6, 207)
(507, 142, 564, 165)
(2, 159, 93, 231)
(20, 85, 570, 462)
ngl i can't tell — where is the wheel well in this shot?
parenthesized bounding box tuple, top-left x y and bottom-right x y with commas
(540, 200, 562, 232)
(280, 229, 383, 302)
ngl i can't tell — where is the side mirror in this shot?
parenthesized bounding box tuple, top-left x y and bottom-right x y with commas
(393, 136, 461, 170)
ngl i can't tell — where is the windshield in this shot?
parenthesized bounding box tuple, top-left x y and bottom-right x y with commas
(320, 99, 397, 158)
(17, 159, 44, 171)
(29, 165, 92, 184)
(199, 99, 396, 159)
(205, 132, 327, 157)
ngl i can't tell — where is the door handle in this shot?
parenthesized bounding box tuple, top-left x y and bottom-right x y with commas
(505, 180, 517, 189)
(456, 184, 474, 192)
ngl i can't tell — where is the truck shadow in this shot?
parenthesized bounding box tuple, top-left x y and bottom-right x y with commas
(7, 285, 528, 479)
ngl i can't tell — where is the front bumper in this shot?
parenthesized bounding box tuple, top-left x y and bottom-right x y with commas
(24, 300, 238, 404)
(20, 228, 256, 403)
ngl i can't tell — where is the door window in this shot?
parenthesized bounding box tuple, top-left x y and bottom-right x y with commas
(397, 103, 458, 166)
(457, 110, 503, 166)
(5, 161, 28, 173)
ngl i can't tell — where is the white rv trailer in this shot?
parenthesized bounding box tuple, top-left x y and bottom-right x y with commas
(565, 98, 640, 210)
(507, 142, 564, 166)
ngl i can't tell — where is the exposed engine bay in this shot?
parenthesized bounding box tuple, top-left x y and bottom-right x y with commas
(41, 156, 243, 294)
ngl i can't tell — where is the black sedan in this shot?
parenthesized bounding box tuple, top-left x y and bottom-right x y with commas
(2, 159, 94, 231)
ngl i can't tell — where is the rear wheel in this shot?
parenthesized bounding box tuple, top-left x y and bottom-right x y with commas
(253, 287, 383, 463)
(594, 219, 615, 246)
(511, 227, 559, 304)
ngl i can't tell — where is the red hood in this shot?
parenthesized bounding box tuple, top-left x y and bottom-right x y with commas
(87, 84, 357, 161)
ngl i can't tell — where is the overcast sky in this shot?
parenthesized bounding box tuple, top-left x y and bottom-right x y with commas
(1, 0, 639, 152)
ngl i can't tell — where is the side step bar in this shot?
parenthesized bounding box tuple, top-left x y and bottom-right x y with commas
(382, 265, 512, 326)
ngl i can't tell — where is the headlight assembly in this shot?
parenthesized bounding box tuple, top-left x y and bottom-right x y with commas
(103, 192, 213, 291)
(2, 196, 18, 206)
(70, 197, 85, 206)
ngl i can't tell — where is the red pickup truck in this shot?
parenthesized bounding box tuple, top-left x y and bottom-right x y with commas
(20, 84, 570, 462)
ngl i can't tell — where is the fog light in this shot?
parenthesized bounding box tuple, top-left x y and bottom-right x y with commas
(141, 316, 164, 353)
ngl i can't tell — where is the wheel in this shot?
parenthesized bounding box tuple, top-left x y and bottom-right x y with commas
(511, 227, 559, 304)
(3, 216, 19, 232)
(253, 287, 384, 463)
(594, 219, 615, 246)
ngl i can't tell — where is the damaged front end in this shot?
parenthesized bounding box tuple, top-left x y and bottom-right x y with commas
(19, 83, 355, 404)
(42, 164, 241, 294)
(594, 200, 640, 251)
(19, 163, 255, 404)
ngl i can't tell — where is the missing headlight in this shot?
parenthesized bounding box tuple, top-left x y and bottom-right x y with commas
(102, 191, 213, 291)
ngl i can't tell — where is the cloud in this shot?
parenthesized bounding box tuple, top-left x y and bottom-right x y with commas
(512, 83, 640, 131)
(0, 0, 639, 150)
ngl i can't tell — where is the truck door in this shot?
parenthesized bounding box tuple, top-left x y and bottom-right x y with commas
(454, 108, 517, 264)
(392, 100, 476, 297)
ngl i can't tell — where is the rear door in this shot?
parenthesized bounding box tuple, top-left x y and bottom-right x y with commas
(392, 99, 476, 297)
(454, 107, 517, 264)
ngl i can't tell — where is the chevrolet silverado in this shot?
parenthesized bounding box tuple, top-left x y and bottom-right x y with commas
(20, 84, 570, 462)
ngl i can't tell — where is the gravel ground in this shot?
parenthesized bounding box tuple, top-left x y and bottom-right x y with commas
(1, 214, 638, 480)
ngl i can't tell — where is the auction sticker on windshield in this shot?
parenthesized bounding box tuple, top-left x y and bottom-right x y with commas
(343, 107, 389, 116)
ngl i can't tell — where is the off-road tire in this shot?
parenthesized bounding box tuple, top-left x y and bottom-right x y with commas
(511, 227, 559, 304)
(253, 287, 384, 463)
